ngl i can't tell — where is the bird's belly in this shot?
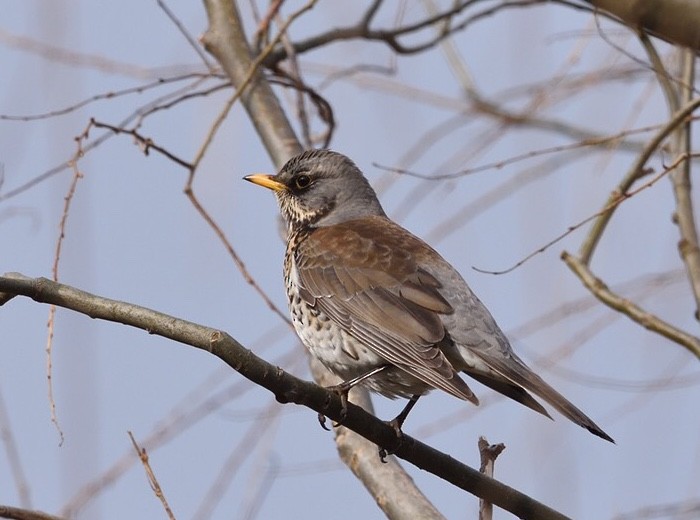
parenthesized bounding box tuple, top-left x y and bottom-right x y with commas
(289, 298, 381, 373)
(288, 295, 431, 399)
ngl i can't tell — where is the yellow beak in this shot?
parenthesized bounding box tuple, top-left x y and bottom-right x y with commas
(244, 173, 286, 192)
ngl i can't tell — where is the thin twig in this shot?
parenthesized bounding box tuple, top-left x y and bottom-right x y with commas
(376, 122, 661, 181)
(132, 81, 231, 124)
(156, 0, 215, 71)
(189, 0, 321, 325)
(91, 119, 193, 169)
(275, 13, 312, 148)
(638, 33, 679, 112)
(0, 74, 209, 122)
(253, 0, 285, 51)
(474, 153, 681, 275)
(128, 432, 176, 520)
(268, 75, 335, 147)
(579, 95, 700, 264)
(44, 120, 93, 446)
(0, 75, 210, 203)
(185, 92, 291, 325)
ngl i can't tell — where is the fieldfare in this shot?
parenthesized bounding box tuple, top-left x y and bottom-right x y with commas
(245, 149, 613, 443)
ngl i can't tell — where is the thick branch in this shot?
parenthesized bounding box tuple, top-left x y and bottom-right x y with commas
(585, 0, 700, 52)
(310, 359, 445, 520)
(201, 0, 301, 166)
(0, 506, 65, 520)
(0, 273, 570, 520)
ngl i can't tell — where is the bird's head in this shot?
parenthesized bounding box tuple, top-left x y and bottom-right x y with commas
(245, 150, 386, 230)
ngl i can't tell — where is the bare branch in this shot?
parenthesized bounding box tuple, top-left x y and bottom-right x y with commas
(91, 119, 193, 169)
(476, 155, 678, 275)
(668, 51, 700, 320)
(310, 359, 446, 520)
(0, 74, 211, 122)
(156, 0, 215, 72)
(478, 437, 506, 520)
(0, 76, 211, 203)
(201, 0, 303, 166)
(585, 0, 700, 52)
(561, 252, 700, 358)
(0, 274, 572, 520)
(0, 506, 66, 520)
(43, 120, 94, 446)
(128, 432, 176, 520)
(579, 95, 700, 265)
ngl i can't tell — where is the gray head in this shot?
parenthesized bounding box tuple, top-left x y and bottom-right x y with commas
(245, 150, 386, 229)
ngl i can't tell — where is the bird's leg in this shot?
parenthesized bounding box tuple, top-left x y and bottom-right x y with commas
(389, 393, 421, 433)
(317, 365, 390, 431)
(378, 394, 421, 462)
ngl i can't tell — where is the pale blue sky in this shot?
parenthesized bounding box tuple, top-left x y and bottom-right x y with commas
(2, 2, 699, 519)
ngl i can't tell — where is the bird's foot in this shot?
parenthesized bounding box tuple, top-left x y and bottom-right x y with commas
(377, 395, 420, 462)
(378, 417, 405, 463)
(317, 383, 351, 431)
(318, 366, 391, 431)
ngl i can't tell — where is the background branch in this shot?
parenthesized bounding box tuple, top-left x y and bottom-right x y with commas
(561, 253, 700, 358)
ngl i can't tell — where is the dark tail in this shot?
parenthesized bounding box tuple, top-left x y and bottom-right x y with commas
(467, 354, 614, 443)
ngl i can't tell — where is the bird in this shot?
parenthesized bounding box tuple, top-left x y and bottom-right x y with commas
(244, 149, 613, 443)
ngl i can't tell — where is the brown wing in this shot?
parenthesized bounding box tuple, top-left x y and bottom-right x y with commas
(295, 216, 477, 403)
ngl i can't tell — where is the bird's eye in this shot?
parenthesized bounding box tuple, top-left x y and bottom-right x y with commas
(294, 174, 311, 190)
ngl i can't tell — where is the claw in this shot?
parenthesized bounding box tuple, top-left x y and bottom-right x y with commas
(331, 386, 349, 426)
(377, 420, 405, 462)
(317, 413, 331, 431)
(317, 384, 350, 430)
(378, 446, 389, 463)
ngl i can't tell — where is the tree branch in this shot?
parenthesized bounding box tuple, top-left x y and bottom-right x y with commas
(640, 38, 700, 322)
(201, 0, 302, 166)
(561, 253, 700, 358)
(668, 51, 700, 321)
(584, 0, 700, 52)
(0, 273, 570, 520)
(578, 95, 700, 265)
(0, 505, 66, 520)
(310, 359, 445, 520)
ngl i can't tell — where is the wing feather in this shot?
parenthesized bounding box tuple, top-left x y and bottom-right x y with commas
(296, 217, 476, 403)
